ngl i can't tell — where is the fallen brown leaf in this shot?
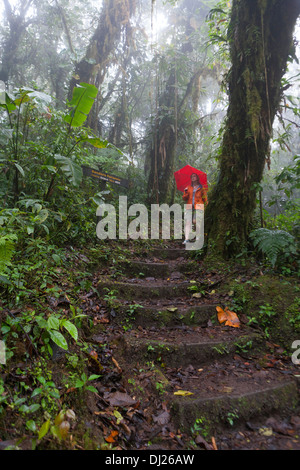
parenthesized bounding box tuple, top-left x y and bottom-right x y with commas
(216, 306, 240, 328)
(106, 391, 137, 407)
(105, 430, 118, 443)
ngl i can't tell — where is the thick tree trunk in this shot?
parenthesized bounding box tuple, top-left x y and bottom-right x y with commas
(68, 0, 135, 93)
(0, 0, 33, 84)
(205, 0, 300, 258)
(147, 67, 177, 205)
(68, 0, 136, 131)
(146, 64, 216, 205)
(146, 0, 219, 206)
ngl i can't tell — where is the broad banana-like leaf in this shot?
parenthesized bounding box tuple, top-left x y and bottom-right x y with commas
(79, 137, 109, 148)
(22, 88, 52, 104)
(54, 154, 83, 186)
(0, 91, 17, 112)
(64, 83, 98, 128)
(81, 138, 124, 157)
(1, 88, 52, 112)
(21, 87, 52, 112)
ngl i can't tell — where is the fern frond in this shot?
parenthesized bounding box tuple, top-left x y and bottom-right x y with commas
(250, 228, 296, 267)
(0, 233, 18, 273)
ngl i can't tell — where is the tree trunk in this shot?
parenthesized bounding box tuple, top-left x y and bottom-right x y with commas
(147, 67, 177, 205)
(205, 0, 300, 258)
(0, 0, 33, 84)
(146, 0, 219, 205)
(68, 0, 136, 132)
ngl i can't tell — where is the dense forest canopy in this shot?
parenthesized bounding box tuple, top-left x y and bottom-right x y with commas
(0, 0, 299, 257)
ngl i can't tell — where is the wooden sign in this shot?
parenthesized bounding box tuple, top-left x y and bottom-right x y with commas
(82, 165, 129, 188)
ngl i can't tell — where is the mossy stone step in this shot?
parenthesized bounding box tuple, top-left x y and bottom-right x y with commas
(120, 327, 263, 368)
(97, 278, 191, 300)
(147, 248, 188, 259)
(118, 260, 182, 278)
(112, 303, 220, 328)
(170, 380, 299, 434)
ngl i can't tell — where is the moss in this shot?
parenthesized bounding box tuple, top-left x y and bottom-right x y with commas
(258, 0, 268, 15)
(243, 67, 262, 140)
(278, 296, 300, 350)
(171, 381, 298, 434)
(201, 252, 229, 273)
(284, 297, 300, 331)
(223, 274, 299, 349)
(155, 309, 173, 325)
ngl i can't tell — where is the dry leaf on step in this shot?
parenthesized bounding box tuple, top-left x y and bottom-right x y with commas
(216, 306, 240, 328)
(173, 390, 194, 397)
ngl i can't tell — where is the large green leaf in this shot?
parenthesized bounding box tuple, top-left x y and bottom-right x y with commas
(47, 316, 60, 331)
(54, 154, 83, 186)
(79, 136, 109, 148)
(64, 83, 98, 127)
(79, 138, 124, 158)
(0, 91, 17, 112)
(21, 87, 52, 112)
(22, 87, 52, 104)
(49, 330, 68, 350)
(0, 88, 52, 113)
(38, 420, 51, 440)
(250, 228, 297, 267)
(61, 319, 78, 341)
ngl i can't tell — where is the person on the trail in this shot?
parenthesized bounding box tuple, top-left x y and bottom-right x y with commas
(182, 173, 208, 244)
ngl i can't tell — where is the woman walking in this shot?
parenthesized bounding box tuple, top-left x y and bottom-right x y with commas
(182, 173, 208, 244)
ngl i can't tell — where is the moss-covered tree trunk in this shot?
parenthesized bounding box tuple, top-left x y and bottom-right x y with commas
(146, 2, 209, 206)
(147, 67, 177, 205)
(0, 0, 33, 84)
(68, 0, 136, 130)
(205, 0, 300, 258)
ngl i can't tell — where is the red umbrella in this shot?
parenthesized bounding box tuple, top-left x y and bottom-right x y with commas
(174, 165, 208, 192)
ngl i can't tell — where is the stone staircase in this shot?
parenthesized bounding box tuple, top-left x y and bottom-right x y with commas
(97, 245, 300, 444)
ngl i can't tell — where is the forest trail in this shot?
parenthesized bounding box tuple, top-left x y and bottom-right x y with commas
(93, 242, 300, 450)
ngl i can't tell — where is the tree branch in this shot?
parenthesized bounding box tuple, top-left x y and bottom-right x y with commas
(55, 0, 75, 55)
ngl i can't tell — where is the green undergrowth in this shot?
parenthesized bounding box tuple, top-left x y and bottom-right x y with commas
(0, 238, 101, 449)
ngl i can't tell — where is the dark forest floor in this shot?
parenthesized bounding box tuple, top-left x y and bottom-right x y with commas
(0, 239, 299, 451)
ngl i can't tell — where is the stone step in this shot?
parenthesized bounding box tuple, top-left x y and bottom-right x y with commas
(97, 277, 192, 300)
(104, 241, 300, 445)
(120, 325, 263, 368)
(111, 303, 220, 328)
(170, 378, 299, 434)
(118, 260, 186, 278)
(148, 248, 188, 260)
